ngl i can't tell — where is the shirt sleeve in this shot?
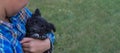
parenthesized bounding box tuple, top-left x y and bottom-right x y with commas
(23, 8, 56, 43)
(47, 32, 55, 44)
(0, 33, 13, 53)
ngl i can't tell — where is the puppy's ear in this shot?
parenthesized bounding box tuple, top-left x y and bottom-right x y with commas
(48, 23, 56, 32)
(33, 8, 41, 16)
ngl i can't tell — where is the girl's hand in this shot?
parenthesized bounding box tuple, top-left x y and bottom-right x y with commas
(21, 38, 50, 53)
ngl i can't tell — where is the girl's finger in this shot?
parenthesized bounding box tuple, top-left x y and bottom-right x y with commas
(23, 48, 31, 53)
(23, 47, 29, 51)
(21, 38, 34, 43)
(22, 42, 30, 48)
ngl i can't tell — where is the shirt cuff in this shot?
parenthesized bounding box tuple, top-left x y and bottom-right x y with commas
(47, 32, 55, 44)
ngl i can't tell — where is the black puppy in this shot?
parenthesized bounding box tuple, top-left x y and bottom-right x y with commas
(25, 9, 56, 53)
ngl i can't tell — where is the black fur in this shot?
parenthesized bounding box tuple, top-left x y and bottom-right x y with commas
(25, 9, 55, 53)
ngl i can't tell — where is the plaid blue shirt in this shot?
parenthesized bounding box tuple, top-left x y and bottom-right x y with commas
(0, 8, 55, 53)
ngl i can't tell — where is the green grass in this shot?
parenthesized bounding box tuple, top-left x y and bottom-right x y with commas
(28, 0, 120, 53)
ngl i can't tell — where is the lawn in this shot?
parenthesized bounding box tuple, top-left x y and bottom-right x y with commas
(28, 0, 120, 53)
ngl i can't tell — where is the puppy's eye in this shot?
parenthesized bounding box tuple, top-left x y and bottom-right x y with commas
(41, 25, 44, 27)
(35, 21, 38, 23)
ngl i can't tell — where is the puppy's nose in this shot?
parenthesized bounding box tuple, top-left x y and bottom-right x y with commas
(31, 26, 39, 31)
(33, 28, 38, 31)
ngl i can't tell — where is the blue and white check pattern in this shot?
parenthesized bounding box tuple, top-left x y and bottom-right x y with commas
(0, 7, 55, 53)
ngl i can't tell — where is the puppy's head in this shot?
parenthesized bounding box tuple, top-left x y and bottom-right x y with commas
(26, 9, 56, 37)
